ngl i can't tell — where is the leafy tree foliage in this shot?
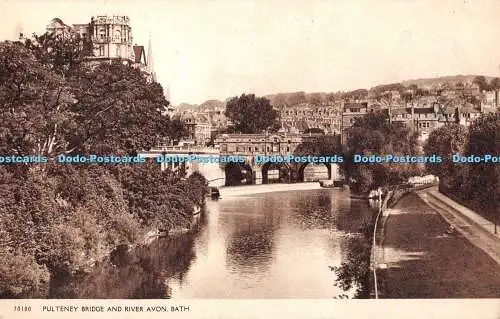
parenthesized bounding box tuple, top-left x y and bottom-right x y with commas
(490, 77, 500, 91)
(0, 41, 72, 156)
(424, 113, 499, 222)
(461, 113, 499, 215)
(473, 75, 489, 91)
(343, 111, 422, 194)
(68, 61, 169, 154)
(24, 32, 93, 77)
(225, 94, 279, 133)
(424, 123, 468, 189)
(166, 114, 189, 143)
(0, 35, 207, 298)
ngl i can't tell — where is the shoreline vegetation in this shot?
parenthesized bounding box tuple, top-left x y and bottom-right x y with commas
(0, 37, 208, 298)
(0, 163, 208, 298)
(424, 114, 499, 224)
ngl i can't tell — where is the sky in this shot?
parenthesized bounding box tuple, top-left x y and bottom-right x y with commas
(2, 0, 500, 105)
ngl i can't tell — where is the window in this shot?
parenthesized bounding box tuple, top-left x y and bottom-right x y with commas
(99, 45, 104, 56)
(99, 29, 105, 40)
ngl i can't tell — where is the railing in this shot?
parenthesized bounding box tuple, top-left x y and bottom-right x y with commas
(149, 145, 220, 154)
(372, 189, 389, 299)
(371, 177, 438, 299)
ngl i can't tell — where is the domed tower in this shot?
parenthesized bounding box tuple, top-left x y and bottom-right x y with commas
(89, 15, 134, 62)
(46, 18, 71, 36)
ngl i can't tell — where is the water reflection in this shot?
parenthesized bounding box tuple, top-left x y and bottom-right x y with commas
(48, 217, 205, 298)
(49, 189, 373, 298)
(226, 222, 276, 272)
(291, 193, 336, 229)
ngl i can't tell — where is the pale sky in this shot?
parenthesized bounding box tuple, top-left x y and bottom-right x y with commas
(2, 0, 500, 105)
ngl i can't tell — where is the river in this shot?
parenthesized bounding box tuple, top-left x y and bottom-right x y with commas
(49, 188, 376, 299)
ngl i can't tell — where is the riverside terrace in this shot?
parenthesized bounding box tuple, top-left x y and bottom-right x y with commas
(139, 132, 344, 186)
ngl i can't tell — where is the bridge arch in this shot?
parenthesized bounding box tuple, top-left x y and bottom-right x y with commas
(297, 162, 333, 182)
(224, 162, 254, 186)
(260, 162, 292, 184)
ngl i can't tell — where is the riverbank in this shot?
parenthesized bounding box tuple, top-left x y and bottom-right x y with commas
(375, 191, 500, 298)
(417, 187, 500, 264)
(219, 182, 322, 197)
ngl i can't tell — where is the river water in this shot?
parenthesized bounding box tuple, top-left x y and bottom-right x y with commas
(49, 188, 375, 299)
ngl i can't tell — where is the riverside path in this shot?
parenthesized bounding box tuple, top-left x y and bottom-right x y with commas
(375, 190, 500, 298)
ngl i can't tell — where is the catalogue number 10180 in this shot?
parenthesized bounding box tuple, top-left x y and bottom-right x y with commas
(14, 305, 31, 312)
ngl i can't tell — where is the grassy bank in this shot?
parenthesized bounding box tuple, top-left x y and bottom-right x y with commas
(439, 185, 498, 225)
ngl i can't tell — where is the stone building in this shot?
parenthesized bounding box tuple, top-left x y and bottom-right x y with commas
(482, 90, 498, 108)
(340, 102, 370, 144)
(278, 103, 342, 134)
(215, 133, 327, 155)
(45, 15, 156, 81)
(389, 105, 440, 139)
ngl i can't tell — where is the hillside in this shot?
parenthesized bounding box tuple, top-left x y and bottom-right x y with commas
(175, 74, 497, 108)
(401, 75, 496, 88)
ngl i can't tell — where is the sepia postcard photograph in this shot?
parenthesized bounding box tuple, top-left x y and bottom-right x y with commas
(0, 0, 499, 318)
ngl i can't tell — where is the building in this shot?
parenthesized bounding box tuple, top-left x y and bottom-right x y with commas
(215, 133, 332, 155)
(177, 112, 217, 146)
(193, 114, 212, 146)
(482, 90, 498, 108)
(278, 103, 342, 135)
(45, 16, 156, 81)
(388, 102, 485, 140)
(341, 102, 369, 144)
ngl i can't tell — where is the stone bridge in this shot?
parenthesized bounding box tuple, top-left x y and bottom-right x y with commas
(139, 133, 345, 187)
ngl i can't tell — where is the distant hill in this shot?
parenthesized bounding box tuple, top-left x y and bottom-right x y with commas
(176, 74, 498, 107)
(401, 75, 496, 88)
(175, 103, 199, 112)
(174, 99, 225, 113)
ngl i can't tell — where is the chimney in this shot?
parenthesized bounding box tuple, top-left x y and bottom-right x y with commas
(411, 102, 415, 131)
(388, 104, 392, 125)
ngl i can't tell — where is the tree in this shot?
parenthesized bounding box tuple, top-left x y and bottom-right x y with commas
(1, 39, 171, 157)
(0, 35, 208, 298)
(67, 61, 169, 154)
(0, 41, 74, 156)
(424, 123, 468, 189)
(24, 31, 93, 78)
(224, 94, 279, 134)
(166, 115, 189, 144)
(473, 75, 489, 91)
(461, 113, 499, 215)
(490, 77, 500, 91)
(343, 111, 422, 194)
